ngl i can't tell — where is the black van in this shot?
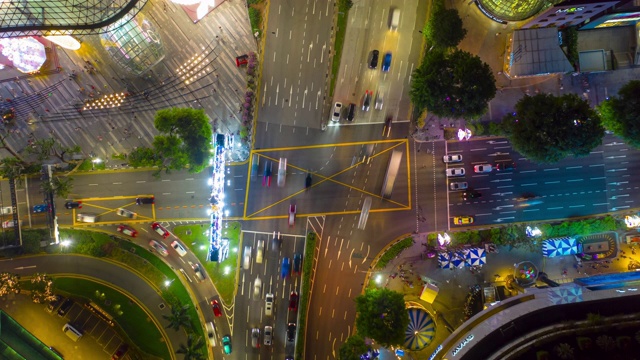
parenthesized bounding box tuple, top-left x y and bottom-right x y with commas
(347, 103, 356, 122)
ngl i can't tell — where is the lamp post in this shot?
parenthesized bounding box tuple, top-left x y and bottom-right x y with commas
(60, 239, 71, 253)
(92, 158, 102, 170)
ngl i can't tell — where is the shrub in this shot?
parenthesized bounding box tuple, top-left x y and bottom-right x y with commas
(376, 237, 413, 269)
(248, 8, 261, 33)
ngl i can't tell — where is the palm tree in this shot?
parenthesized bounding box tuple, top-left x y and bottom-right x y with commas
(554, 343, 574, 360)
(596, 335, 616, 351)
(163, 303, 192, 332)
(40, 176, 74, 198)
(176, 334, 205, 360)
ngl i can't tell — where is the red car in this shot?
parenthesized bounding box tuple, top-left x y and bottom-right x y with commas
(211, 299, 222, 317)
(116, 225, 138, 237)
(152, 222, 170, 239)
(288, 291, 298, 311)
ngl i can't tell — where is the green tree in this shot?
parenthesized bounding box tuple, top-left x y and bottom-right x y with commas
(410, 49, 496, 120)
(0, 157, 26, 180)
(127, 147, 160, 168)
(339, 334, 369, 360)
(176, 334, 205, 360)
(25, 138, 81, 163)
(502, 93, 604, 163)
(424, 8, 467, 49)
(355, 288, 408, 347)
(153, 108, 213, 173)
(163, 303, 192, 332)
(41, 176, 73, 199)
(598, 80, 640, 148)
(338, 0, 353, 12)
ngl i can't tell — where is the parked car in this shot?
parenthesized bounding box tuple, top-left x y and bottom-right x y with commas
(211, 299, 222, 317)
(64, 201, 82, 209)
(289, 291, 299, 311)
(362, 90, 372, 111)
(148, 240, 169, 257)
(136, 196, 155, 205)
(443, 154, 463, 163)
(446, 168, 465, 177)
(33, 204, 48, 213)
(474, 164, 492, 173)
(151, 222, 170, 239)
(331, 102, 342, 122)
(170, 240, 187, 257)
(368, 50, 379, 69)
(117, 225, 138, 237)
(288, 204, 296, 227)
(57, 298, 73, 317)
(281, 257, 291, 279)
(222, 335, 232, 354)
(116, 208, 137, 219)
(382, 52, 392, 72)
(450, 182, 468, 191)
(111, 343, 129, 360)
(453, 216, 474, 225)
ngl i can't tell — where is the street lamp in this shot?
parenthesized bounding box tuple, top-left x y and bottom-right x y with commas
(92, 158, 102, 170)
(60, 239, 71, 253)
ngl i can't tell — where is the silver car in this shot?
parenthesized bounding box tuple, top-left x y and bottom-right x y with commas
(443, 154, 462, 163)
(264, 325, 273, 346)
(446, 167, 465, 177)
(331, 102, 342, 122)
(450, 182, 468, 191)
(251, 328, 260, 348)
(362, 90, 372, 111)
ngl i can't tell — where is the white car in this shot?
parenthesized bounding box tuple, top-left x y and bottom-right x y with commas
(446, 167, 465, 177)
(170, 240, 187, 257)
(450, 182, 468, 191)
(206, 322, 217, 347)
(443, 154, 462, 163)
(331, 102, 342, 122)
(265, 293, 274, 316)
(116, 208, 137, 219)
(243, 246, 251, 270)
(288, 204, 296, 227)
(474, 164, 492, 173)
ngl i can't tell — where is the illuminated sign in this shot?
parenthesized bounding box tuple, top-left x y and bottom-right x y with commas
(428, 345, 443, 360)
(556, 6, 584, 13)
(475, 1, 509, 24)
(452, 335, 474, 356)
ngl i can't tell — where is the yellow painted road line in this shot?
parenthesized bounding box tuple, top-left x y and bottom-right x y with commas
(251, 138, 406, 153)
(246, 141, 409, 218)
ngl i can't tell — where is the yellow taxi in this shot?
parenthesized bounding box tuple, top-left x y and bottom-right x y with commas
(453, 216, 474, 225)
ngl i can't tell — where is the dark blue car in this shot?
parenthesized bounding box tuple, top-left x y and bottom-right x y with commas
(281, 257, 290, 279)
(382, 52, 392, 72)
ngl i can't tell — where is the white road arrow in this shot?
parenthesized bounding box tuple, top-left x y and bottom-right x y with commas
(14, 266, 36, 270)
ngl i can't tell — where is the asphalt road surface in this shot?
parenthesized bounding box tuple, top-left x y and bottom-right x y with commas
(446, 134, 640, 226)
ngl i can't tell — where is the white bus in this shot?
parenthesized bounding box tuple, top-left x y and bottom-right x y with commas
(381, 150, 402, 199)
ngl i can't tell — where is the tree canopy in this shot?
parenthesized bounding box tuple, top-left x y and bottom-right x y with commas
(424, 8, 467, 49)
(410, 49, 496, 120)
(598, 80, 640, 148)
(128, 108, 213, 173)
(339, 334, 369, 360)
(355, 288, 408, 347)
(502, 93, 604, 163)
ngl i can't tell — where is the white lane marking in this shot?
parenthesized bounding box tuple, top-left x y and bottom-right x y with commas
(113, 182, 122, 185)
(545, 181, 560, 184)
(136, 181, 145, 183)
(89, 184, 98, 186)
(567, 179, 583, 182)
(543, 168, 559, 171)
(521, 183, 537, 186)
(566, 166, 582, 169)
(548, 207, 563, 210)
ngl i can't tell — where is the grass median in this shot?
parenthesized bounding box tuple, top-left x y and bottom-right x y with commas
(329, 10, 349, 97)
(172, 222, 241, 304)
(295, 232, 317, 359)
